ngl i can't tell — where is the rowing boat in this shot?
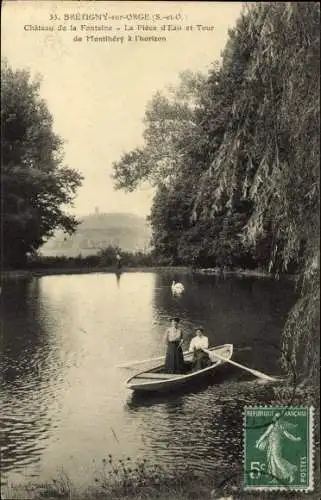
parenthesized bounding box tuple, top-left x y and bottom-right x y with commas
(126, 343, 233, 392)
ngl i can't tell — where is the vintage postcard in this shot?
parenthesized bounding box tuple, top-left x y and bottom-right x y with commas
(1, 1, 320, 499)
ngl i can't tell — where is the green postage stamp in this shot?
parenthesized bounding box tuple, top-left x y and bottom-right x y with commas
(244, 406, 314, 491)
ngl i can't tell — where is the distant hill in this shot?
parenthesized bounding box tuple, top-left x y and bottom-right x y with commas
(40, 212, 152, 257)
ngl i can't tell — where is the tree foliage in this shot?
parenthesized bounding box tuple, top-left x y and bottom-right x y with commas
(194, 2, 320, 379)
(112, 70, 207, 191)
(113, 3, 320, 380)
(1, 60, 83, 267)
(196, 3, 320, 271)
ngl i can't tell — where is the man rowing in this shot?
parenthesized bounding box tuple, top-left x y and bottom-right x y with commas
(189, 327, 211, 371)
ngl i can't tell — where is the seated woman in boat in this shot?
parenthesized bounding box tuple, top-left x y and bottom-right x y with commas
(164, 317, 185, 374)
(189, 327, 210, 371)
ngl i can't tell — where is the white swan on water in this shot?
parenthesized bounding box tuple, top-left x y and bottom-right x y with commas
(171, 280, 185, 294)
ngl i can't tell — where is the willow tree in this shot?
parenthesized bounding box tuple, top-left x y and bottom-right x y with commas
(194, 3, 320, 381)
(1, 60, 83, 267)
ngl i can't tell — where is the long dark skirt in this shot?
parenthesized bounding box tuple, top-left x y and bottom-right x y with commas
(192, 349, 210, 371)
(164, 341, 185, 374)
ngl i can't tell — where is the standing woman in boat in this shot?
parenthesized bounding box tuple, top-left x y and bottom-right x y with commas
(164, 317, 185, 373)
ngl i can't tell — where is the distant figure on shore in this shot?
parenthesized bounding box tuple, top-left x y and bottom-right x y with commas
(116, 252, 122, 270)
(171, 280, 184, 294)
(164, 317, 185, 373)
(189, 327, 210, 371)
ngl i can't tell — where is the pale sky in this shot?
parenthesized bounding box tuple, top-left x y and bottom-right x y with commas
(2, 1, 243, 218)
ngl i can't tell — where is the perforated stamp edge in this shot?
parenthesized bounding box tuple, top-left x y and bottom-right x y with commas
(243, 405, 315, 492)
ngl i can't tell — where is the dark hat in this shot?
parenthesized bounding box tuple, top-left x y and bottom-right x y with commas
(195, 326, 204, 332)
(171, 317, 180, 323)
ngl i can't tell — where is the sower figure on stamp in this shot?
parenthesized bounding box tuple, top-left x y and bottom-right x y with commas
(255, 412, 301, 484)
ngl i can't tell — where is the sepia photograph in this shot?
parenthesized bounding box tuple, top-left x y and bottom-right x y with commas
(1, 1, 320, 499)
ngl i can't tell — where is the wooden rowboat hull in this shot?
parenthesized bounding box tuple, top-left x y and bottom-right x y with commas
(126, 344, 233, 392)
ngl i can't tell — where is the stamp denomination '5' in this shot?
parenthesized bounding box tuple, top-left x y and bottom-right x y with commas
(244, 406, 314, 491)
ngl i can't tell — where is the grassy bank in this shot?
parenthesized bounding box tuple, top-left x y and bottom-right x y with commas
(2, 459, 220, 500)
(2, 477, 219, 500)
(3, 456, 320, 500)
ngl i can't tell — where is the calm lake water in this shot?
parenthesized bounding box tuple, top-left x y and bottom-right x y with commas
(0, 271, 296, 487)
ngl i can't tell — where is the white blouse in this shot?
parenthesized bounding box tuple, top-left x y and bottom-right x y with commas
(189, 335, 209, 352)
(164, 326, 182, 342)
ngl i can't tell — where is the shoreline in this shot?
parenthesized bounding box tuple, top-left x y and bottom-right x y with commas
(3, 447, 319, 500)
(1, 478, 221, 500)
(1, 266, 295, 281)
(1, 266, 190, 281)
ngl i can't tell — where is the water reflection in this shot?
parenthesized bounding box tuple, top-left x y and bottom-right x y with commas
(126, 376, 276, 474)
(115, 270, 122, 287)
(1, 279, 66, 480)
(1, 271, 296, 486)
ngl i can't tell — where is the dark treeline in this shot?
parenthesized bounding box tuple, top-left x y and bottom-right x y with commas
(28, 246, 156, 270)
(1, 60, 83, 268)
(113, 3, 320, 381)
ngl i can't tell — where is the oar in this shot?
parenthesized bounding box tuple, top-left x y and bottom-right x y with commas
(203, 349, 277, 382)
(117, 355, 166, 368)
(117, 349, 189, 369)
